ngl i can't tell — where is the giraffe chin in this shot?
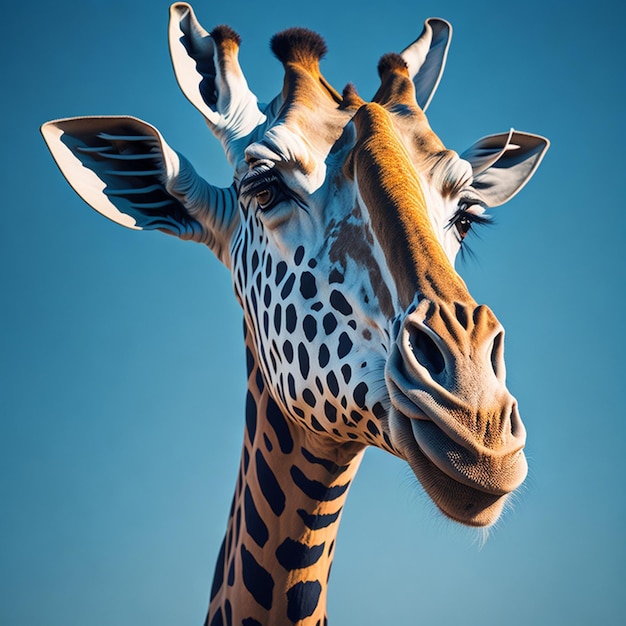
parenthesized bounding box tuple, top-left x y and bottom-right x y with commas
(388, 406, 512, 527)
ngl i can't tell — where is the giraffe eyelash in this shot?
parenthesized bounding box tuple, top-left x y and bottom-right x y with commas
(446, 203, 493, 261)
(240, 168, 282, 199)
(239, 168, 290, 212)
(447, 203, 491, 239)
(240, 167, 310, 215)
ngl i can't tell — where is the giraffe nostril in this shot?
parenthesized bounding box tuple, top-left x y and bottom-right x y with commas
(454, 301, 469, 329)
(490, 330, 505, 380)
(508, 401, 525, 441)
(408, 325, 445, 377)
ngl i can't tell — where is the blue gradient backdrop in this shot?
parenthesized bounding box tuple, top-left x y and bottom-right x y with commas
(1, 1, 624, 624)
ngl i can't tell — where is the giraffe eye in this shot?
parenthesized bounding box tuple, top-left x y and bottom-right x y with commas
(251, 180, 288, 212)
(447, 201, 491, 243)
(455, 215, 473, 240)
(240, 167, 287, 212)
(255, 185, 279, 210)
(240, 167, 305, 217)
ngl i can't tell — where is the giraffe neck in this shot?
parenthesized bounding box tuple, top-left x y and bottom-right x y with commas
(206, 330, 365, 626)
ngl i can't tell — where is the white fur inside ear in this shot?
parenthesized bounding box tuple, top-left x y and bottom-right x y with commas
(41, 118, 153, 229)
(401, 18, 452, 111)
(461, 129, 516, 177)
(461, 130, 550, 207)
(168, 1, 266, 160)
(169, 2, 220, 126)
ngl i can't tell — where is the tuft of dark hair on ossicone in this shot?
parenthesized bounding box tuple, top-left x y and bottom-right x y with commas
(377, 52, 408, 78)
(341, 83, 364, 109)
(270, 28, 328, 65)
(211, 25, 242, 46)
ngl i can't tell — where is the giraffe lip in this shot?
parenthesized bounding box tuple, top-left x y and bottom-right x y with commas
(391, 398, 509, 496)
(388, 405, 510, 527)
(388, 382, 527, 498)
(408, 418, 526, 496)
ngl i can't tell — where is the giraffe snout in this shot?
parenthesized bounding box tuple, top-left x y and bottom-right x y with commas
(386, 299, 528, 519)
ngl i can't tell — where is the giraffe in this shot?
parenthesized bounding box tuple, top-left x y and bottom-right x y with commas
(41, 3, 549, 624)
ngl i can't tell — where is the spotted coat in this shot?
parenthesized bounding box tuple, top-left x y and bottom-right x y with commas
(42, 3, 548, 624)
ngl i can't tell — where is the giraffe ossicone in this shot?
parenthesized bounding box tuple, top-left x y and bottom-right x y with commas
(41, 3, 549, 624)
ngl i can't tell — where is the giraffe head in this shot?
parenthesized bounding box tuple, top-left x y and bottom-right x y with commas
(41, 2, 548, 527)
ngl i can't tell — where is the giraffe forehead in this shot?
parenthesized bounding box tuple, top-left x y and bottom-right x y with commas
(244, 109, 355, 189)
(245, 123, 320, 185)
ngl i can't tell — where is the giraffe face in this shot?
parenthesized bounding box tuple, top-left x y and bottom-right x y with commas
(228, 86, 531, 526)
(41, 5, 548, 529)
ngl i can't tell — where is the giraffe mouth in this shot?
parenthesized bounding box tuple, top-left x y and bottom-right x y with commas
(388, 404, 512, 527)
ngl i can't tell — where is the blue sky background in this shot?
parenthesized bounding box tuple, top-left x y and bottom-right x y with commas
(1, 0, 624, 624)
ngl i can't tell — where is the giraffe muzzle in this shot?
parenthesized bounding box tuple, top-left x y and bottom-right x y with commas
(386, 299, 528, 525)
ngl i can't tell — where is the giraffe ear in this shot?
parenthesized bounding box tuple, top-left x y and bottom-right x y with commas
(461, 130, 550, 207)
(168, 2, 265, 157)
(168, 2, 221, 127)
(401, 18, 452, 111)
(40, 115, 216, 240)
